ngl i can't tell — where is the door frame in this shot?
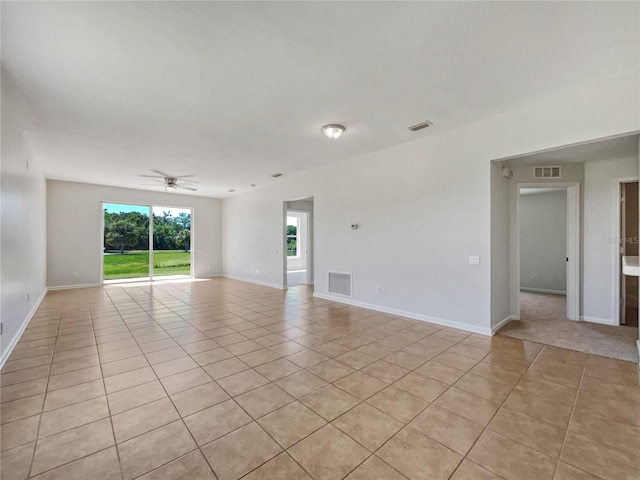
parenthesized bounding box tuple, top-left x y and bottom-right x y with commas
(282, 200, 314, 288)
(101, 202, 194, 283)
(513, 182, 581, 320)
(613, 176, 639, 325)
(150, 205, 194, 280)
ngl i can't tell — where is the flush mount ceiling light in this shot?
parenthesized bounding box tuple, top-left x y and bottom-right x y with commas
(321, 124, 345, 139)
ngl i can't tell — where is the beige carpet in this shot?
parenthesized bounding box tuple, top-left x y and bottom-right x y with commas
(499, 292, 639, 363)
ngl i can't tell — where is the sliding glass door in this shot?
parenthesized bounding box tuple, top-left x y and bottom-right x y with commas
(151, 206, 192, 278)
(103, 203, 151, 281)
(103, 203, 192, 282)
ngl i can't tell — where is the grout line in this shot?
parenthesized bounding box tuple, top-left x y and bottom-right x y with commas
(4, 283, 621, 480)
(443, 345, 543, 480)
(91, 294, 127, 480)
(25, 300, 61, 479)
(102, 287, 201, 479)
(333, 334, 479, 480)
(551, 353, 588, 479)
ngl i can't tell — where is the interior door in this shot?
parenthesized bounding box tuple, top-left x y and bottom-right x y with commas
(621, 182, 639, 326)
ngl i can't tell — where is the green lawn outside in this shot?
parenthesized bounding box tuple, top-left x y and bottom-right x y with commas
(104, 250, 191, 280)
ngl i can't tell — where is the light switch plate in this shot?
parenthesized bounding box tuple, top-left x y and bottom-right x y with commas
(469, 256, 480, 266)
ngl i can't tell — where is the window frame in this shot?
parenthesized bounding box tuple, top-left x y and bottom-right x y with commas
(286, 215, 300, 258)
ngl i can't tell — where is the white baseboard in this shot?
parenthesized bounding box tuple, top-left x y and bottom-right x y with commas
(520, 288, 567, 295)
(0, 287, 48, 369)
(313, 292, 493, 336)
(48, 283, 102, 291)
(196, 274, 223, 279)
(491, 315, 515, 334)
(222, 275, 285, 290)
(580, 315, 616, 326)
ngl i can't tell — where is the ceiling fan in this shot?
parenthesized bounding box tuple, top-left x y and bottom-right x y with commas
(139, 170, 198, 192)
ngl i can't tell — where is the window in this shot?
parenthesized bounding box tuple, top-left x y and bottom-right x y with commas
(287, 216, 299, 257)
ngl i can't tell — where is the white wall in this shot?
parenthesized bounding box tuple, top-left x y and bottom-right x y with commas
(583, 154, 638, 323)
(1, 71, 48, 364)
(223, 73, 639, 335)
(520, 190, 567, 293)
(47, 180, 222, 287)
(223, 179, 315, 289)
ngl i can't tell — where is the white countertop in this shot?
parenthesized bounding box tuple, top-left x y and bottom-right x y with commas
(622, 256, 639, 277)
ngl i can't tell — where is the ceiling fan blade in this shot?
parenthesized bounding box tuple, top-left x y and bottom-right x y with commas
(176, 179, 198, 184)
(138, 174, 165, 178)
(174, 175, 196, 179)
(150, 169, 171, 178)
(178, 185, 198, 191)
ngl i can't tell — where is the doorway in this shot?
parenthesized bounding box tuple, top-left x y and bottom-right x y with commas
(518, 187, 568, 321)
(102, 203, 192, 282)
(284, 198, 314, 287)
(619, 180, 639, 327)
(514, 183, 580, 321)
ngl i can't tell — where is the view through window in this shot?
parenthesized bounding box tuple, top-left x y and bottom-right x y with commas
(103, 203, 192, 281)
(287, 216, 299, 257)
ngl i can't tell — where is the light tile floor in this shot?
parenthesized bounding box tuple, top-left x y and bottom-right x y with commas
(1, 279, 639, 480)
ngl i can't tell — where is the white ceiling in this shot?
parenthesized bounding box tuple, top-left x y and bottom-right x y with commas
(2, 2, 638, 198)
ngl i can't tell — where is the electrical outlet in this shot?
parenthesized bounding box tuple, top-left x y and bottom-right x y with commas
(468, 256, 480, 266)
(73, 272, 79, 278)
(376, 286, 382, 295)
(27, 293, 30, 303)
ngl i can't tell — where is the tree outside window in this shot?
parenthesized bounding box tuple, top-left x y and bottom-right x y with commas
(287, 216, 299, 257)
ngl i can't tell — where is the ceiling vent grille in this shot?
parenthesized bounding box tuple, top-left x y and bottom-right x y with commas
(328, 272, 352, 297)
(534, 166, 561, 179)
(408, 121, 432, 132)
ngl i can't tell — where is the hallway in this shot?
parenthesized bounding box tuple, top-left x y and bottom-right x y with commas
(499, 292, 639, 362)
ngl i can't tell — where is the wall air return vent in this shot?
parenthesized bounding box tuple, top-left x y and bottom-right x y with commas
(328, 272, 352, 297)
(534, 166, 561, 179)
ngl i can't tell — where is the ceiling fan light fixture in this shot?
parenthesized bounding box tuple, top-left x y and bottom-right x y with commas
(165, 184, 177, 192)
(321, 124, 345, 140)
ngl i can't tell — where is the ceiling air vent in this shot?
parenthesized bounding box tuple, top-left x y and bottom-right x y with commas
(328, 272, 352, 297)
(271, 173, 283, 178)
(408, 121, 432, 132)
(534, 166, 561, 179)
